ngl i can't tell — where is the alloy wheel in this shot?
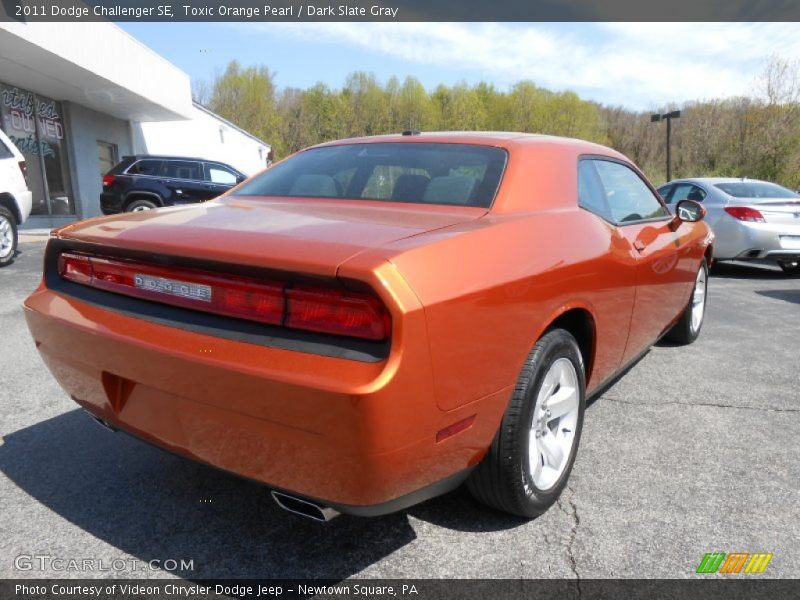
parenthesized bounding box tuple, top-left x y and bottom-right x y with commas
(0, 216, 13, 259)
(691, 266, 707, 334)
(529, 357, 580, 491)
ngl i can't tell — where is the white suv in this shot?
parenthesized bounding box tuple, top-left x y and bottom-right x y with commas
(0, 128, 32, 266)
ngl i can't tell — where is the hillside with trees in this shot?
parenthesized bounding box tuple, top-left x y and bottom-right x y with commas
(202, 58, 800, 188)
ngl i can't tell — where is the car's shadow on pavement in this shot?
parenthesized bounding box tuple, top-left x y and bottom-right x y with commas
(0, 410, 412, 579)
(406, 490, 530, 533)
(0, 409, 527, 579)
(710, 261, 793, 280)
(755, 289, 800, 305)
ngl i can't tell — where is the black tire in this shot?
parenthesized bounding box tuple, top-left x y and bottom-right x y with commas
(663, 258, 708, 345)
(0, 206, 18, 267)
(125, 198, 158, 212)
(778, 260, 800, 276)
(467, 329, 586, 518)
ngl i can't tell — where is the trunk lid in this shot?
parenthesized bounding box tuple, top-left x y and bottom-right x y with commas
(744, 199, 800, 226)
(56, 197, 486, 277)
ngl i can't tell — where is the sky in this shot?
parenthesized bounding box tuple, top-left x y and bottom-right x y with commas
(119, 22, 800, 110)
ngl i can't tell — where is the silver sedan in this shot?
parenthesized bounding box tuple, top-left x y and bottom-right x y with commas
(658, 177, 800, 275)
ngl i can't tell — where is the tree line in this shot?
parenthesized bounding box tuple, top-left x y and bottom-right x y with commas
(201, 58, 800, 187)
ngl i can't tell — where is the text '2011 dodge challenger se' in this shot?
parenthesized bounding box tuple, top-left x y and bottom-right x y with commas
(24, 133, 713, 520)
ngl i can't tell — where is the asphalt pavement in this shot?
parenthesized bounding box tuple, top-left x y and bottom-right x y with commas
(1, 236, 798, 580)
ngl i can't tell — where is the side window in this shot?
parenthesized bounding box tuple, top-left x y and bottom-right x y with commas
(164, 161, 202, 181)
(671, 183, 707, 203)
(578, 159, 613, 221)
(592, 160, 669, 223)
(0, 137, 13, 159)
(128, 160, 164, 176)
(656, 184, 673, 203)
(205, 164, 238, 185)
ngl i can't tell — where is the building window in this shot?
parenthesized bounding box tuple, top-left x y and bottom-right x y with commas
(97, 141, 117, 177)
(0, 83, 74, 216)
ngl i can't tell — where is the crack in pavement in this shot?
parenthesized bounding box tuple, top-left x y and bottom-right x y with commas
(557, 486, 582, 599)
(600, 396, 800, 414)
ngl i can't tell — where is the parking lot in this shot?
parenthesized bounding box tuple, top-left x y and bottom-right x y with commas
(1, 235, 798, 580)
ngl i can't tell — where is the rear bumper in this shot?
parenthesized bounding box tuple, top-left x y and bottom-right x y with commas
(100, 192, 123, 215)
(16, 189, 32, 223)
(714, 218, 800, 260)
(23, 275, 508, 511)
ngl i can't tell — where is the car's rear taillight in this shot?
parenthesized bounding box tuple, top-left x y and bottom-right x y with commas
(286, 285, 391, 341)
(18, 160, 28, 184)
(724, 206, 765, 223)
(102, 175, 116, 187)
(57, 252, 390, 340)
(58, 253, 92, 284)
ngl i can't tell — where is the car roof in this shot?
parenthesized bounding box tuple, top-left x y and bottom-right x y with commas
(124, 154, 230, 163)
(311, 131, 626, 158)
(666, 177, 774, 185)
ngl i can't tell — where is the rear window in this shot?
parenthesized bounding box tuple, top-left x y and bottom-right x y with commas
(127, 160, 164, 176)
(233, 143, 508, 208)
(714, 181, 798, 199)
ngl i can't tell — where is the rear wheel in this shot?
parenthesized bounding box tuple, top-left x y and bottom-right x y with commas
(125, 199, 158, 212)
(467, 329, 586, 518)
(778, 259, 800, 276)
(664, 258, 708, 345)
(0, 206, 18, 267)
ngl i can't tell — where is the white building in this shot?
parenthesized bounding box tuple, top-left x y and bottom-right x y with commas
(0, 20, 270, 229)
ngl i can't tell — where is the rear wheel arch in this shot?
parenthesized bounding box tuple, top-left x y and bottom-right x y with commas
(123, 192, 163, 210)
(544, 307, 596, 388)
(0, 193, 21, 224)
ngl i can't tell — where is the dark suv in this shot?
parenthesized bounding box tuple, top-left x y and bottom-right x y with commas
(100, 155, 247, 214)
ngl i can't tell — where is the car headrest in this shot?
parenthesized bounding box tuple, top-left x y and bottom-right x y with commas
(391, 174, 430, 201)
(422, 175, 477, 205)
(290, 174, 338, 197)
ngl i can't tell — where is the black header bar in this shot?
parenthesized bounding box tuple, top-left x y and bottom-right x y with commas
(2, 0, 800, 22)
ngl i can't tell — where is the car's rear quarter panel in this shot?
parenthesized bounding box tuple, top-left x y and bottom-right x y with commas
(366, 141, 640, 410)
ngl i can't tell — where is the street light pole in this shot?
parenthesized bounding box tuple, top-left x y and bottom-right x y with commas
(650, 110, 681, 181)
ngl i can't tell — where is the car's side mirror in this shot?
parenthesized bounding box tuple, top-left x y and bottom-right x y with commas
(675, 199, 706, 222)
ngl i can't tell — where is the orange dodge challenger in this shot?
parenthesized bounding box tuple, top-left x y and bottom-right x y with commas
(24, 133, 713, 520)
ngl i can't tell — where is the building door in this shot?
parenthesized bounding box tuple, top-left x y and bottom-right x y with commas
(97, 141, 117, 178)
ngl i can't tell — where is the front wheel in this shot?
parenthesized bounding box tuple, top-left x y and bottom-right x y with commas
(663, 258, 708, 345)
(467, 329, 586, 518)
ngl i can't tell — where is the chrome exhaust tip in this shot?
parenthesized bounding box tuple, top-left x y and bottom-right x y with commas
(83, 409, 118, 432)
(271, 491, 340, 522)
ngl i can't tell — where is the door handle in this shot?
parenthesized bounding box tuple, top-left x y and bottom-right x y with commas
(633, 240, 647, 252)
